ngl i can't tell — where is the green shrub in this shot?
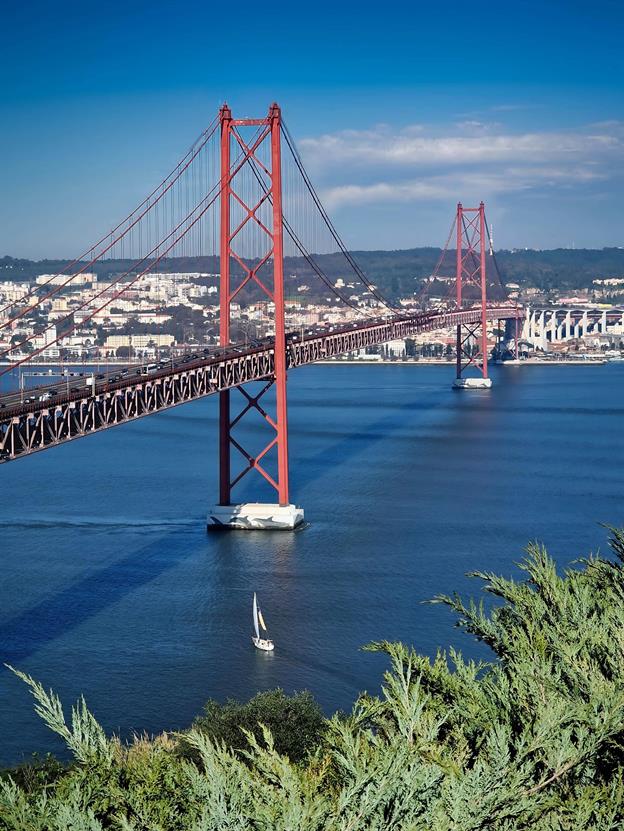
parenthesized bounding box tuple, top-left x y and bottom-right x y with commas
(0, 753, 66, 794)
(180, 688, 326, 764)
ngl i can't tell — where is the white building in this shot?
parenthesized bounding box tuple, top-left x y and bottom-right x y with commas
(36, 272, 95, 286)
(105, 333, 175, 349)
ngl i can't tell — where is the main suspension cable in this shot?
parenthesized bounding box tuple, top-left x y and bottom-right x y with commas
(281, 120, 398, 314)
(242, 153, 376, 316)
(484, 215, 511, 302)
(0, 116, 219, 326)
(0, 180, 224, 377)
(1, 124, 261, 372)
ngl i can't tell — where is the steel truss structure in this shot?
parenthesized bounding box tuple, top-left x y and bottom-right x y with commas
(455, 202, 489, 381)
(218, 103, 291, 506)
(0, 305, 520, 464)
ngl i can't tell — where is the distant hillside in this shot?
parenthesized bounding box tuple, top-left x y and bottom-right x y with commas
(2, 248, 623, 302)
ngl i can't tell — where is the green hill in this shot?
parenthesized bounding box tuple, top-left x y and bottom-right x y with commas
(2, 247, 623, 303)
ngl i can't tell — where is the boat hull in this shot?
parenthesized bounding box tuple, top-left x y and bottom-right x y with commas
(252, 637, 274, 651)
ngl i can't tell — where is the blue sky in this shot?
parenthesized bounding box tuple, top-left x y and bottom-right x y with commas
(1, 0, 622, 258)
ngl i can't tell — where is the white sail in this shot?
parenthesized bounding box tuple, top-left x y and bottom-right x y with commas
(252, 593, 260, 640)
(258, 608, 267, 631)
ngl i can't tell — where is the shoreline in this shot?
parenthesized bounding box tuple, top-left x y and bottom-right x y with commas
(314, 358, 611, 366)
(0, 360, 132, 367)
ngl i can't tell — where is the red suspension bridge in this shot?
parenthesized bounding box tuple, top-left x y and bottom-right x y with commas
(0, 103, 521, 528)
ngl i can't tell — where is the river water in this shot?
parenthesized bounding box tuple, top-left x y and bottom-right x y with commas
(1, 362, 623, 764)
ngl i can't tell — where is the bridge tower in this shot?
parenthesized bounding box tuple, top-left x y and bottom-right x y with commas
(207, 103, 303, 530)
(453, 201, 492, 389)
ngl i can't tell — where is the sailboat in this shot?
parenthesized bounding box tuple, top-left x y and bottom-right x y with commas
(252, 593, 274, 651)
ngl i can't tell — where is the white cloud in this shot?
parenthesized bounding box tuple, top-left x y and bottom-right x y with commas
(299, 121, 624, 209)
(300, 126, 622, 169)
(322, 166, 610, 209)
(324, 181, 452, 208)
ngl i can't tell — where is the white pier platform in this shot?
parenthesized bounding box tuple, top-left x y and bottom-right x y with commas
(207, 502, 304, 530)
(453, 377, 493, 390)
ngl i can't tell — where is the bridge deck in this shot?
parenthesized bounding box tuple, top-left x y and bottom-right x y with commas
(0, 306, 520, 463)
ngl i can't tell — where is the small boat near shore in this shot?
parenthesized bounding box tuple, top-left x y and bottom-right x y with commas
(252, 593, 274, 651)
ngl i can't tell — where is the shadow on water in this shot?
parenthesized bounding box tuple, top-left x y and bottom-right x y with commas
(293, 390, 449, 490)
(0, 528, 202, 664)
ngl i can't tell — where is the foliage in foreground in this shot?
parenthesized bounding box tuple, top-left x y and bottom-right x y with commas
(3, 529, 624, 830)
(179, 688, 326, 765)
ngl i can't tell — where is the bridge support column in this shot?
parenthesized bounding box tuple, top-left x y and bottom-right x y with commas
(207, 103, 303, 530)
(525, 308, 534, 346)
(550, 311, 558, 346)
(538, 311, 547, 351)
(453, 202, 492, 389)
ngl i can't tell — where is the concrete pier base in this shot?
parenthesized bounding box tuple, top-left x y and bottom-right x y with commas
(207, 502, 304, 530)
(453, 377, 493, 390)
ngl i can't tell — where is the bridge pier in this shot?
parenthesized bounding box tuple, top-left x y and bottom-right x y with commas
(208, 503, 304, 530)
(453, 377, 492, 389)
